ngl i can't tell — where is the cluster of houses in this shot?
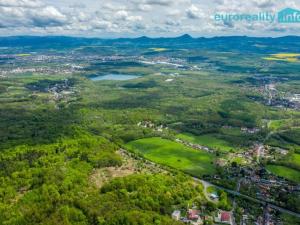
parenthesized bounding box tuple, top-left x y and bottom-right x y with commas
(233, 143, 292, 166)
(0, 52, 141, 78)
(221, 125, 261, 134)
(46, 79, 76, 101)
(241, 127, 261, 134)
(175, 138, 214, 153)
(137, 121, 168, 132)
(139, 56, 188, 69)
(0, 52, 84, 77)
(172, 209, 233, 225)
(223, 143, 290, 167)
(212, 151, 299, 211)
(227, 145, 261, 164)
(250, 171, 299, 201)
(0, 66, 79, 77)
(230, 164, 299, 204)
(287, 93, 300, 109)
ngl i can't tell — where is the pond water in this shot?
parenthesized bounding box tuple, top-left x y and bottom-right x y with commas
(90, 74, 140, 81)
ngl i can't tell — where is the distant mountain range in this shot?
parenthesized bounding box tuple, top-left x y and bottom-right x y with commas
(1, 35, 300, 53)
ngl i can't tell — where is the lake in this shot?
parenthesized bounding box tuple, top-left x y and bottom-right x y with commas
(90, 74, 140, 81)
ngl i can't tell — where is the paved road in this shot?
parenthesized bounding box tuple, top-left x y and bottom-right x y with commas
(263, 204, 270, 225)
(123, 148, 300, 219)
(193, 177, 300, 218)
(256, 144, 264, 163)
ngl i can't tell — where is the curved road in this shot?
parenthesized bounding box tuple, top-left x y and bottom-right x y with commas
(194, 177, 300, 218)
(122, 148, 300, 218)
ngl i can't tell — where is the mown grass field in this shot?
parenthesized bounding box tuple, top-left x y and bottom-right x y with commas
(268, 119, 300, 131)
(176, 133, 235, 152)
(125, 137, 216, 177)
(289, 153, 300, 168)
(266, 165, 300, 183)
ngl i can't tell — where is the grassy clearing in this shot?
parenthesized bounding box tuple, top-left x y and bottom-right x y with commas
(280, 213, 300, 225)
(125, 137, 216, 177)
(263, 53, 300, 63)
(266, 165, 300, 183)
(16, 53, 31, 57)
(149, 48, 168, 52)
(206, 186, 217, 194)
(268, 119, 300, 131)
(289, 153, 300, 168)
(231, 157, 247, 165)
(268, 120, 288, 130)
(220, 127, 242, 136)
(176, 133, 235, 152)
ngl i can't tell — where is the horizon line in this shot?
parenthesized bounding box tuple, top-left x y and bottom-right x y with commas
(0, 34, 300, 40)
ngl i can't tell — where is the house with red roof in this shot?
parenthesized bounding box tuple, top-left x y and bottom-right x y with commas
(221, 211, 231, 224)
(188, 209, 200, 220)
(214, 210, 233, 225)
(187, 209, 203, 225)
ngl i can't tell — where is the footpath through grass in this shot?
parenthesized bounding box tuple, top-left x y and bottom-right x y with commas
(125, 137, 216, 177)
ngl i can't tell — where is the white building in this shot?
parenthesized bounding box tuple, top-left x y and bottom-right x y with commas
(172, 210, 181, 221)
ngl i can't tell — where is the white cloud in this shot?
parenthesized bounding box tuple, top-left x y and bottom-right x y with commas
(165, 19, 180, 26)
(0, 0, 43, 8)
(29, 6, 67, 27)
(129, 0, 173, 6)
(253, 0, 275, 9)
(115, 10, 129, 20)
(186, 4, 204, 19)
(137, 4, 152, 11)
(92, 20, 112, 30)
(0, 0, 300, 37)
(144, 0, 173, 6)
(115, 10, 141, 22)
(0, 0, 69, 28)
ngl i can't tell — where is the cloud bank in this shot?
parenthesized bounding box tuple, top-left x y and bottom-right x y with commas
(0, 0, 300, 37)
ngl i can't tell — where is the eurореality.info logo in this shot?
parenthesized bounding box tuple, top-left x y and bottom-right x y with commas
(214, 8, 300, 24)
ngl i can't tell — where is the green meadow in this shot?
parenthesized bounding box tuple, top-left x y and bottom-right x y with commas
(176, 133, 235, 152)
(125, 137, 216, 177)
(290, 154, 300, 167)
(266, 165, 300, 183)
(1, 36, 300, 222)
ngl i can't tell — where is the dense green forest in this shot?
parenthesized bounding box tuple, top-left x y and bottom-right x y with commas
(0, 36, 300, 224)
(0, 130, 207, 224)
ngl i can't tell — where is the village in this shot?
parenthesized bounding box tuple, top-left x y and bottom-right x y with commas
(135, 120, 300, 225)
(171, 208, 233, 225)
(1, 37, 299, 224)
(136, 120, 299, 200)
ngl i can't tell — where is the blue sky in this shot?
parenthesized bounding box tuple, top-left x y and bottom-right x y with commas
(0, 0, 300, 37)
